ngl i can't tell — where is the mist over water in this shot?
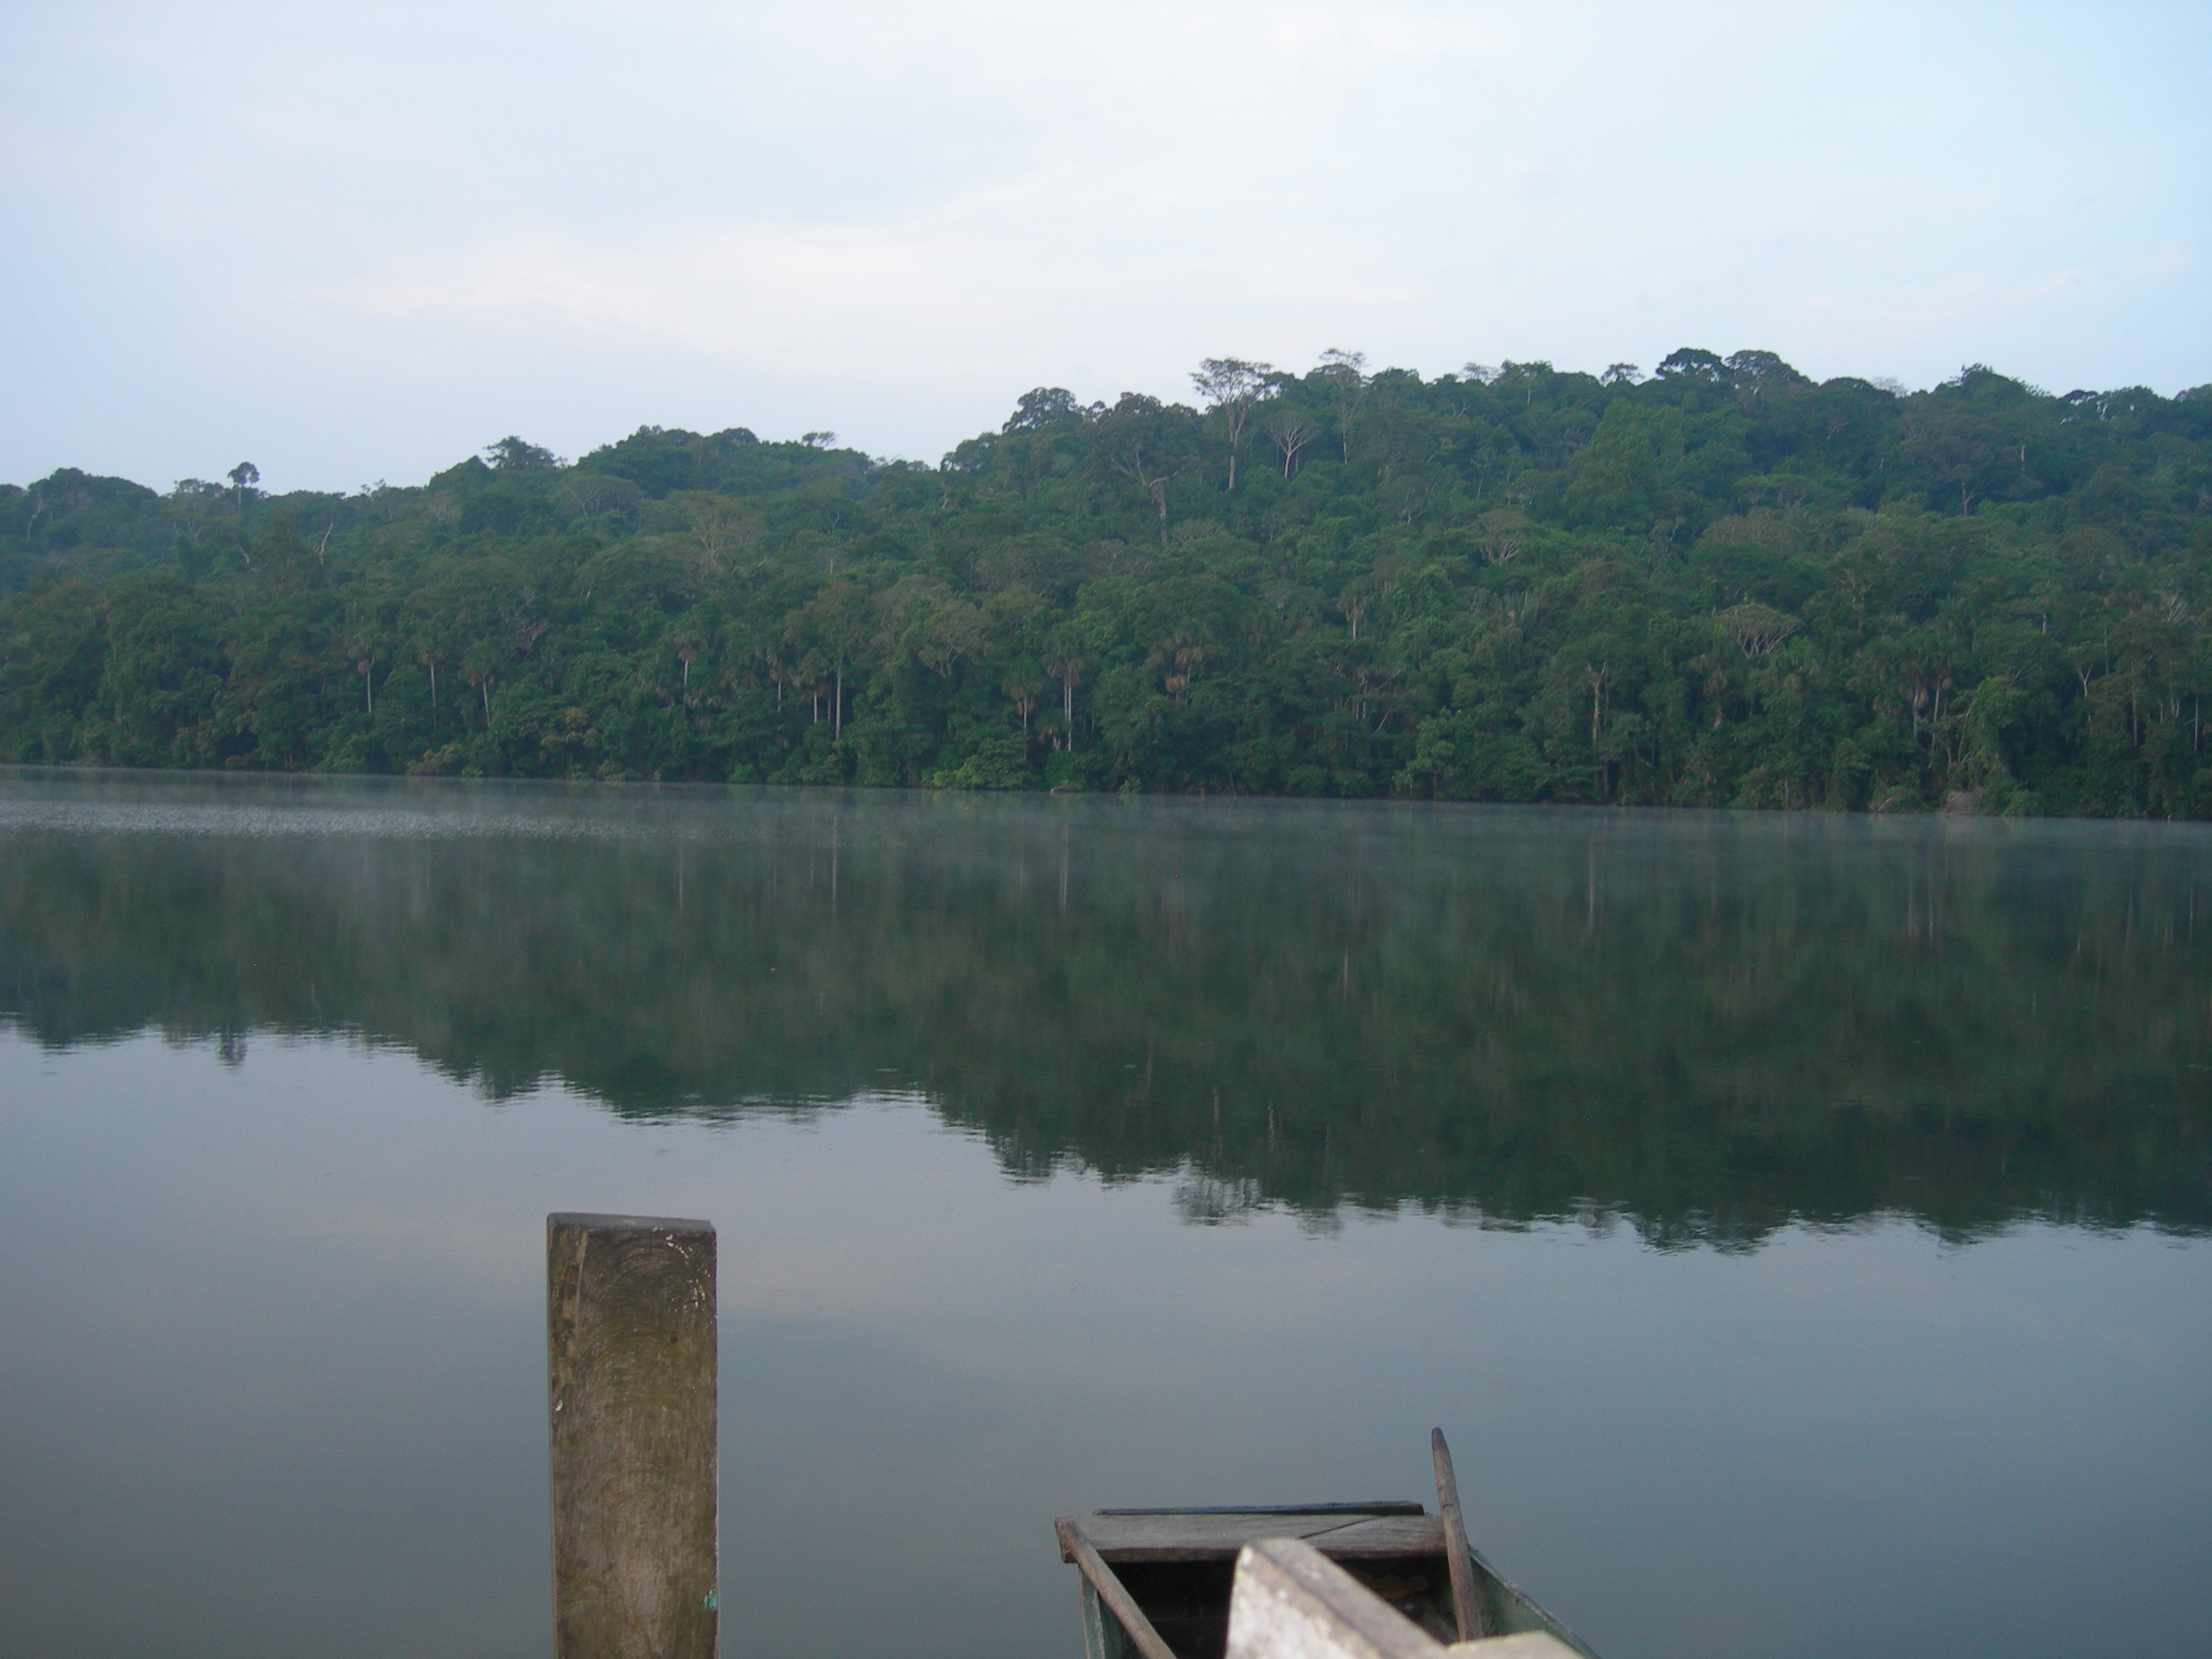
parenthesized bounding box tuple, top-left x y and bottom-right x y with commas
(6, 768, 2207, 1239)
(0, 770, 2206, 1659)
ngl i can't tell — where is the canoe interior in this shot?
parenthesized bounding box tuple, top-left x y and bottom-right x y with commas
(1061, 1505, 1598, 1659)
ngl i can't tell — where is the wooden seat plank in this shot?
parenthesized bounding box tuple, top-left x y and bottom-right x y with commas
(1062, 1509, 1444, 1564)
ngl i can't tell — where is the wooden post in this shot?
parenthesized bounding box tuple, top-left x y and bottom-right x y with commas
(547, 1212, 718, 1659)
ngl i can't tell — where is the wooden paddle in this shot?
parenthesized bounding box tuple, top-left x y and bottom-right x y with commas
(1430, 1427, 1485, 1641)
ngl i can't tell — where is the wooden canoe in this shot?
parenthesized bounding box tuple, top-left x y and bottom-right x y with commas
(1055, 1433, 1598, 1659)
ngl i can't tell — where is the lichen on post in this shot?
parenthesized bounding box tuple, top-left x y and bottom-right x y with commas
(547, 1212, 718, 1659)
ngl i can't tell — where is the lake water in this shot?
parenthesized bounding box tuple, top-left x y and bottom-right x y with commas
(0, 770, 2205, 1659)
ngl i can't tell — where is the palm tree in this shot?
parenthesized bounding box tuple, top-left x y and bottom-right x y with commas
(1004, 675, 1044, 732)
(1046, 651, 1088, 749)
(460, 641, 502, 728)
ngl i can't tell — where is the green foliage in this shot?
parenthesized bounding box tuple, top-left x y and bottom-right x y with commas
(4, 354, 2211, 812)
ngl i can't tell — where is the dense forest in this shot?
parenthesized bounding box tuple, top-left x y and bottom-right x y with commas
(4, 349, 2211, 813)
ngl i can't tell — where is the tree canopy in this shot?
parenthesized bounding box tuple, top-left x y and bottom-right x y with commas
(4, 351, 2211, 814)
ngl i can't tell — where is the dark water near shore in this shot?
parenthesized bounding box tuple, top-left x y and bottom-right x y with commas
(0, 770, 2206, 1659)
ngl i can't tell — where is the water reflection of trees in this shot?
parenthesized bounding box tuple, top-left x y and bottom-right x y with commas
(1, 781, 2206, 1245)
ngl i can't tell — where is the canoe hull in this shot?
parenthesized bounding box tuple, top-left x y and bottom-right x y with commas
(1059, 1507, 1597, 1659)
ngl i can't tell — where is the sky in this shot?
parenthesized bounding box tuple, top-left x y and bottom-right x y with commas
(1, 1, 2207, 495)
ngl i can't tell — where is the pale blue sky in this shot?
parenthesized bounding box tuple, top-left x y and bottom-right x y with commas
(2, 1, 2206, 493)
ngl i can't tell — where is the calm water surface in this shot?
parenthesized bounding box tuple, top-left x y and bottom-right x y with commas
(0, 770, 2206, 1659)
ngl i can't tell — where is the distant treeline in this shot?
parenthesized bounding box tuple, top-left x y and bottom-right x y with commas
(4, 349, 2211, 813)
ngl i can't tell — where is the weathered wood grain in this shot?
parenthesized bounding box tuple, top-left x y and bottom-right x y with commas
(1097, 1503, 1427, 1519)
(1058, 1519, 1182, 1659)
(1226, 1537, 1440, 1659)
(1444, 1639, 1583, 1659)
(1081, 1575, 1133, 1659)
(547, 1212, 717, 1659)
(1430, 1429, 1485, 1641)
(1067, 1510, 1443, 1563)
(1227, 1538, 1578, 1659)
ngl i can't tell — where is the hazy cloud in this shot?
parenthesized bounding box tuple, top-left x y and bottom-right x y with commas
(1, 1, 2205, 489)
